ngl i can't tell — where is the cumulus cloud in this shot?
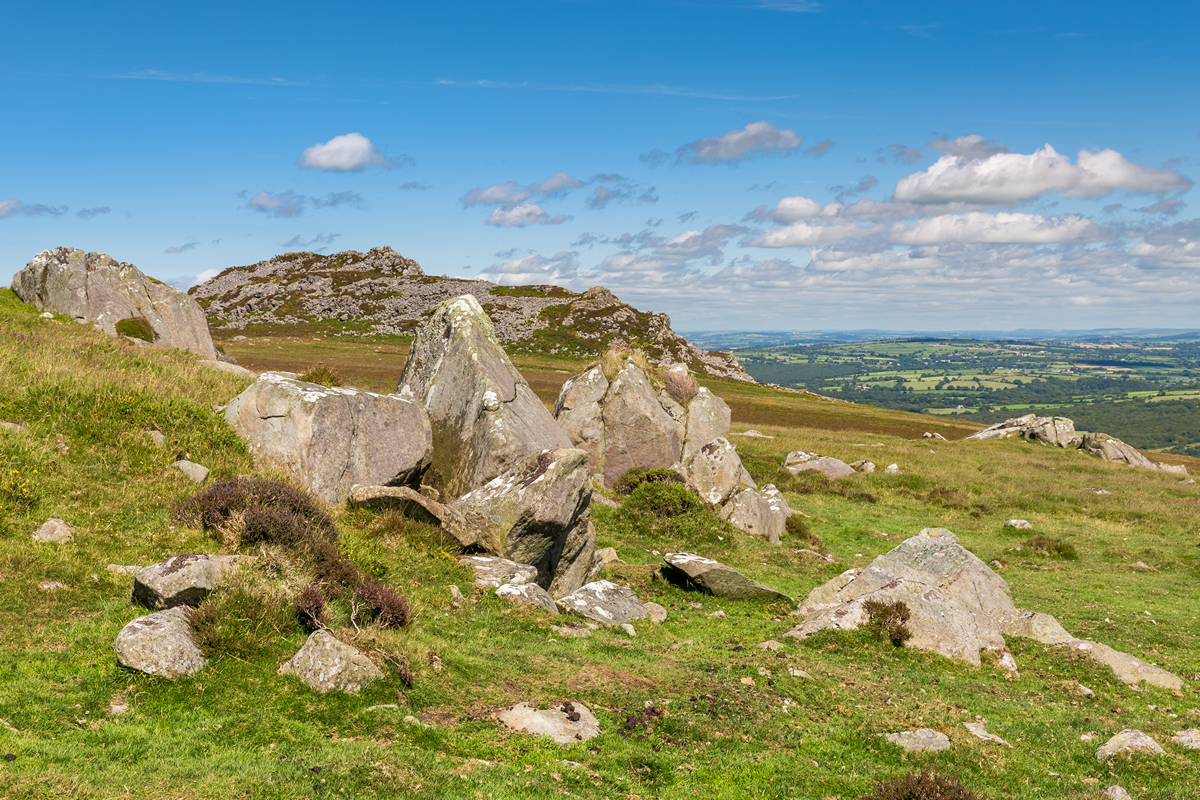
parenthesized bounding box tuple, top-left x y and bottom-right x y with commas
(478, 251, 579, 285)
(312, 191, 364, 209)
(165, 242, 199, 254)
(588, 186, 631, 209)
(833, 176, 879, 202)
(805, 139, 835, 156)
(167, 267, 224, 291)
(279, 233, 341, 249)
(927, 134, 1009, 161)
(464, 172, 584, 207)
(571, 233, 597, 248)
(297, 132, 393, 171)
(77, 206, 111, 219)
(639, 148, 670, 168)
(889, 212, 1100, 245)
(485, 202, 571, 227)
(894, 142, 1192, 205)
(0, 199, 68, 218)
(677, 121, 802, 165)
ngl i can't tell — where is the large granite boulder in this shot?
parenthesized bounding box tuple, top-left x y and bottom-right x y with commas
(398, 295, 571, 498)
(447, 448, 600, 596)
(114, 607, 207, 678)
(598, 360, 683, 488)
(552, 367, 609, 475)
(683, 386, 732, 461)
(1080, 432, 1157, 469)
(677, 437, 756, 505)
(132, 554, 241, 610)
(225, 372, 432, 505)
(719, 485, 792, 545)
(662, 552, 791, 601)
(558, 580, 649, 624)
(12, 247, 218, 359)
(278, 630, 383, 693)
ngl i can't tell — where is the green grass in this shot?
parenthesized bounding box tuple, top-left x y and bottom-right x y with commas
(3, 289, 1200, 798)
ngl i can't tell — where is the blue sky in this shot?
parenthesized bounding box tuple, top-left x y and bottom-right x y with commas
(4, 1, 1199, 331)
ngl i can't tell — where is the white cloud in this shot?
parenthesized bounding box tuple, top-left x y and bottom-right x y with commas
(926, 134, 1009, 161)
(297, 133, 386, 171)
(77, 206, 111, 219)
(890, 212, 1100, 245)
(894, 142, 1192, 204)
(464, 172, 584, 207)
(167, 267, 223, 291)
(479, 251, 579, 285)
(0, 198, 68, 218)
(247, 190, 306, 218)
(279, 232, 341, 249)
(165, 242, 199, 254)
(677, 121, 803, 165)
(485, 202, 571, 227)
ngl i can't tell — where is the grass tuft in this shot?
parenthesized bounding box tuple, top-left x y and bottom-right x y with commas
(613, 466, 684, 496)
(858, 770, 988, 800)
(298, 363, 342, 387)
(114, 316, 155, 342)
(1021, 535, 1079, 560)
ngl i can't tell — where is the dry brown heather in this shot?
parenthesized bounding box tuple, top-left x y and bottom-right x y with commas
(3, 294, 1200, 799)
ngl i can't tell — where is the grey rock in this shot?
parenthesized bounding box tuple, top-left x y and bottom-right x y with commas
(147, 430, 166, 448)
(597, 360, 683, 488)
(884, 729, 951, 753)
(1062, 639, 1183, 691)
(1170, 729, 1200, 749)
(758, 640, 786, 651)
(1081, 432, 1157, 469)
(558, 580, 648, 625)
(883, 463, 901, 475)
(596, 546, 621, 564)
(199, 359, 256, 380)
(679, 437, 756, 506)
(663, 552, 791, 602)
(1101, 787, 1132, 800)
(731, 429, 773, 439)
(349, 484, 447, 526)
(620, 622, 637, 637)
(785, 453, 856, 480)
(1095, 729, 1164, 761)
(278, 630, 383, 693)
(922, 432, 948, 441)
(552, 367, 609, 477)
(1178, 478, 1195, 485)
(1154, 462, 1188, 475)
(12, 247, 218, 358)
(132, 554, 241, 610)
(496, 701, 600, 744)
(397, 295, 571, 498)
(999, 609, 1074, 644)
(38, 580, 66, 591)
(459, 555, 538, 590)
(496, 583, 559, 614)
(114, 607, 207, 678)
(719, 485, 792, 545)
(1003, 519, 1033, 530)
(964, 721, 1011, 747)
(0, 421, 30, 434)
(550, 624, 593, 639)
(644, 602, 668, 623)
(32, 518, 73, 544)
(682, 387, 732, 461)
(226, 372, 432, 505)
(849, 459, 875, 473)
(107, 564, 141, 575)
(172, 460, 209, 484)
(449, 585, 465, 608)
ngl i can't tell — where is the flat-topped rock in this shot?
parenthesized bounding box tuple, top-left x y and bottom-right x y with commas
(32, 518, 73, 544)
(278, 630, 383, 693)
(172, 460, 210, 484)
(1096, 729, 1164, 761)
(1003, 519, 1032, 530)
(784, 452, 856, 480)
(460, 555, 538, 590)
(884, 729, 950, 753)
(0, 421, 30, 434)
(663, 552, 791, 601)
(557, 580, 648, 625)
(497, 701, 600, 743)
(114, 607, 207, 678)
(132, 554, 241, 610)
(496, 583, 558, 614)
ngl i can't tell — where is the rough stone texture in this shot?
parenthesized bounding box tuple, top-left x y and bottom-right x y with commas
(850, 460, 875, 473)
(597, 360, 683, 488)
(32, 518, 73, 544)
(999, 609, 1074, 644)
(644, 602, 668, 623)
(132, 554, 241, 610)
(460, 555, 538, 590)
(114, 607, 207, 678)
(12, 247, 218, 358)
(349, 484, 446, 524)
(679, 437, 756, 506)
(1095, 729, 1164, 761)
(968, 413, 1078, 446)
(884, 463, 901, 475)
(682, 387, 732, 462)
(1081, 432, 1157, 469)
(663, 552, 791, 602)
(964, 721, 1011, 747)
(398, 295, 571, 498)
(1155, 462, 1189, 475)
(784, 452, 856, 480)
(496, 701, 600, 743)
(496, 583, 559, 614)
(1062, 639, 1183, 690)
(1101, 787, 1132, 800)
(1170, 729, 1200, 749)
(447, 448, 598, 595)
(552, 367, 609, 475)
(225, 372, 432, 505)
(558, 580, 648, 625)
(278, 630, 383, 693)
(173, 460, 210, 484)
(0, 421, 30, 434)
(1003, 519, 1033, 530)
(884, 729, 951, 753)
(719, 485, 792, 545)
(922, 432, 948, 441)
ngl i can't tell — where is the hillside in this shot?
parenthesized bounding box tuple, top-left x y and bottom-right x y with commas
(190, 246, 752, 382)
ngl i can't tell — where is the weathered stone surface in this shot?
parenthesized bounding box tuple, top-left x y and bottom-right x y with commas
(922, 432, 948, 441)
(679, 437, 756, 505)
(850, 459, 875, 473)
(0, 421, 30, 434)
(279, 631, 383, 693)
(398, 295, 571, 498)
(132, 554, 241, 610)
(1101, 787, 1132, 800)
(1081, 432, 1157, 469)
(460, 555, 538, 590)
(496, 701, 600, 743)
(884, 729, 950, 753)
(448, 448, 598, 595)
(173, 460, 209, 484)
(598, 360, 683, 488)
(1003, 519, 1033, 530)
(1155, 462, 1189, 475)
(999, 609, 1074, 644)
(32, 518, 73, 544)
(682, 387, 732, 461)
(964, 721, 1011, 747)
(1096, 729, 1164, 761)
(596, 546, 621, 564)
(552, 367, 609, 475)
(1024, 416, 1077, 446)
(1062, 639, 1183, 691)
(12, 247, 218, 358)
(644, 602, 668, 623)
(784, 452, 856, 480)
(731, 429, 773, 439)
(114, 607, 207, 678)
(496, 583, 559, 614)
(663, 552, 791, 602)
(349, 484, 445, 524)
(1170, 729, 1200, 749)
(558, 580, 648, 624)
(719, 485, 791, 545)
(884, 463, 901, 475)
(226, 372, 432, 505)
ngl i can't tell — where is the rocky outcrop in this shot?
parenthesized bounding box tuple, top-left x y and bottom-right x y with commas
(557, 580, 649, 625)
(460, 555, 538, 590)
(662, 552, 791, 601)
(1080, 431, 1157, 469)
(132, 554, 241, 610)
(278, 630, 383, 693)
(970, 414, 1182, 473)
(398, 295, 571, 498)
(784, 451, 856, 480)
(678, 437, 756, 506)
(497, 701, 600, 743)
(114, 607, 207, 678)
(496, 583, 559, 614)
(225, 372, 432, 505)
(12, 247, 217, 359)
(719, 485, 792, 545)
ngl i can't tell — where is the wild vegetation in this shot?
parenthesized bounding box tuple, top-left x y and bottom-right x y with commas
(2, 288, 1199, 798)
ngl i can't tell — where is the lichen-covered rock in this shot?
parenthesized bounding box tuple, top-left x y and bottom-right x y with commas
(558, 580, 648, 624)
(398, 295, 571, 498)
(784, 452, 856, 480)
(460, 555, 538, 590)
(1081, 432, 1157, 469)
(114, 607, 206, 678)
(31, 518, 73, 544)
(497, 701, 600, 743)
(552, 367, 609, 476)
(1062, 639, 1183, 691)
(225, 372, 432, 505)
(663, 552, 791, 601)
(1095, 729, 1164, 761)
(172, 459, 210, 484)
(496, 583, 558, 614)
(278, 630, 383, 693)
(598, 360, 682, 488)
(884, 728, 951, 753)
(719, 485, 792, 544)
(132, 554, 241, 610)
(678, 437, 756, 506)
(682, 387, 732, 462)
(999, 609, 1074, 644)
(12, 247, 217, 358)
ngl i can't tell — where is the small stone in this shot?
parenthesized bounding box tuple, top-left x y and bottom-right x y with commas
(789, 668, 813, 679)
(596, 546, 621, 564)
(172, 460, 210, 484)
(670, 639, 694, 649)
(402, 715, 432, 729)
(662, 552, 791, 602)
(0, 421, 30, 434)
(107, 564, 141, 575)
(37, 580, 65, 592)
(449, 585, 465, 608)
(758, 640, 786, 651)
(643, 602, 667, 624)
(278, 630, 383, 694)
(620, 623, 636, 637)
(1101, 787, 1132, 800)
(497, 701, 600, 744)
(496, 583, 559, 614)
(365, 704, 399, 712)
(1003, 519, 1033, 530)
(997, 652, 1019, 674)
(964, 720, 1012, 747)
(988, 560, 1003, 569)
(550, 624, 592, 639)
(114, 607, 207, 678)
(1095, 729, 1165, 761)
(756, 667, 771, 676)
(1078, 684, 1095, 698)
(32, 518, 73, 544)
(1171, 729, 1200, 749)
(1129, 561, 1153, 570)
(148, 430, 166, 448)
(108, 698, 128, 716)
(883, 463, 901, 475)
(460, 555, 538, 590)
(885, 728, 951, 753)
(557, 580, 648, 625)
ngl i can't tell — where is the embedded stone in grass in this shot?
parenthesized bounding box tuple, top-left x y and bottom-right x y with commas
(964, 720, 1011, 747)
(31, 518, 73, 544)
(884, 728, 951, 753)
(596, 546, 621, 565)
(884, 463, 901, 475)
(496, 701, 600, 744)
(1003, 519, 1033, 530)
(662, 552, 792, 602)
(1101, 787, 1132, 800)
(558, 580, 649, 625)
(107, 564, 142, 575)
(922, 431, 948, 441)
(550, 624, 593, 638)
(38, 580, 66, 591)
(132, 554, 241, 610)
(1095, 729, 1164, 761)
(147, 429, 166, 448)
(496, 583, 558, 614)
(1170, 729, 1200, 749)
(643, 602, 667, 624)
(849, 459, 875, 473)
(1061, 639, 1183, 691)
(0, 421, 30, 434)
(783, 451, 855, 480)
(758, 640, 785, 651)
(198, 359, 256, 380)
(679, 437, 756, 505)
(173, 460, 210, 484)
(278, 630, 383, 694)
(460, 555, 538, 590)
(719, 484, 792, 545)
(114, 606, 207, 678)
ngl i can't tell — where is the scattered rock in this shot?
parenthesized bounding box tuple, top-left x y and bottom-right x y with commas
(719, 485, 792, 544)
(1061, 639, 1183, 691)
(1095, 729, 1164, 761)
(1100, 787, 1132, 800)
(884, 729, 950, 753)
(1129, 561, 1154, 570)
(683, 386, 733, 461)
(31, 518, 73, 544)
(596, 547, 621, 565)
(225, 372, 432, 505)
(198, 360, 256, 380)
(132, 554, 241, 610)
(114, 607, 207, 678)
(459, 555, 538, 590)
(550, 624, 593, 639)
(107, 564, 141, 575)
(964, 721, 1011, 747)
(147, 429, 166, 448)
(1154, 462, 1188, 475)
(449, 585, 465, 608)
(758, 640, 786, 651)
(1086, 487, 1112, 495)
(922, 432, 948, 441)
(496, 701, 600, 744)
(108, 698, 128, 716)
(644, 602, 668, 624)
(1003, 519, 1033, 530)
(620, 623, 637, 637)
(662, 552, 791, 602)
(172, 460, 210, 484)
(884, 463, 901, 475)
(0, 421, 30, 434)
(278, 630, 383, 694)
(557, 580, 649, 625)
(789, 668, 812, 679)
(849, 460, 875, 473)
(1180, 478, 1196, 485)
(38, 580, 66, 591)
(496, 583, 559, 614)
(679, 437, 756, 505)
(1081, 431, 1156, 469)
(403, 715, 432, 730)
(591, 492, 620, 509)
(784, 451, 856, 480)
(731, 429, 773, 439)
(1078, 684, 1095, 698)
(969, 414, 1077, 446)
(1170, 729, 1200, 749)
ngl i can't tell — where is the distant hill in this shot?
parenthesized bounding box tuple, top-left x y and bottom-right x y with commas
(683, 328, 1200, 349)
(191, 247, 752, 382)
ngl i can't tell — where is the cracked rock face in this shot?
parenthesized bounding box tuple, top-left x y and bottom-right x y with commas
(12, 247, 217, 359)
(558, 580, 648, 625)
(114, 607, 207, 678)
(398, 295, 571, 499)
(663, 552, 792, 601)
(133, 554, 241, 610)
(278, 631, 383, 694)
(679, 437, 756, 506)
(225, 372, 432, 505)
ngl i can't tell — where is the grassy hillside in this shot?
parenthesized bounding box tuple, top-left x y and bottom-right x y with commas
(2, 290, 1199, 799)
